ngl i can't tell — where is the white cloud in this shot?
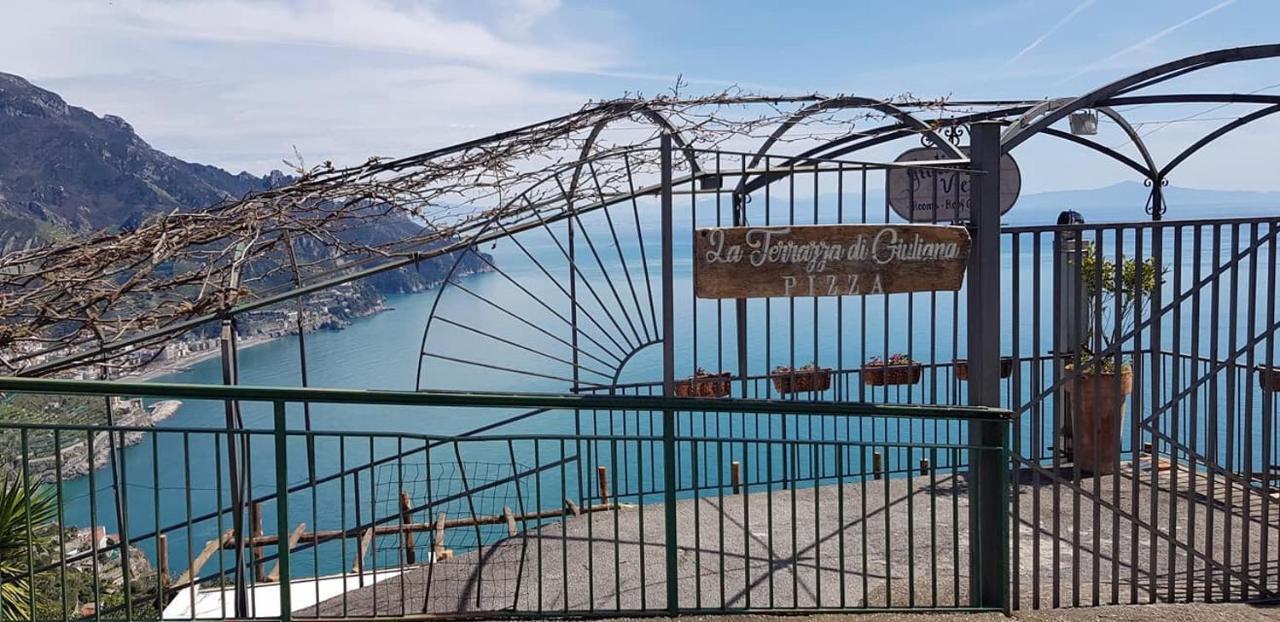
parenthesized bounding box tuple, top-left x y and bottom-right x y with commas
(0, 0, 619, 173)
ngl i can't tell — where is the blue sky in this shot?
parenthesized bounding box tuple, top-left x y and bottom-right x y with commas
(2, 0, 1277, 193)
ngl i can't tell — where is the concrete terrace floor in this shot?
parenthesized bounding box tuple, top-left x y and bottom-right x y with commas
(601, 605, 1280, 620)
(305, 458, 1280, 618)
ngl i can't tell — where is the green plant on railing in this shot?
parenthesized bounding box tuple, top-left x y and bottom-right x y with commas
(1078, 243, 1165, 375)
(0, 478, 56, 621)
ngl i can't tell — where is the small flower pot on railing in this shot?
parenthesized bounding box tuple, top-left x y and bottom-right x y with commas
(673, 370, 732, 398)
(862, 363, 923, 387)
(1260, 367, 1280, 393)
(771, 366, 832, 395)
(954, 357, 1014, 381)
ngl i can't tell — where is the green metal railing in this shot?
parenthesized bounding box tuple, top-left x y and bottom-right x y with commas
(0, 377, 1011, 620)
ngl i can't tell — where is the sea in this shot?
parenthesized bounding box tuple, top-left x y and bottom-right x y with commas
(51, 217, 1279, 580)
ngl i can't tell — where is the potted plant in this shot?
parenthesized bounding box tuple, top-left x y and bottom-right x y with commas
(1063, 245, 1163, 475)
(673, 368, 732, 398)
(862, 354, 923, 386)
(771, 362, 832, 394)
(954, 357, 1015, 381)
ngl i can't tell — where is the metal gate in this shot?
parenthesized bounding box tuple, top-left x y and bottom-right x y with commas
(1004, 213, 1280, 608)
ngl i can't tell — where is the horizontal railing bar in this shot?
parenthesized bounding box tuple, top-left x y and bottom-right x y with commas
(1001, 213, 1280, 234)
(0, 421, 1006, 451)
(0, 377, 1013, 421)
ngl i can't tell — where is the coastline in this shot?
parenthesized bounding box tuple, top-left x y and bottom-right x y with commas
(22, 400, 183, 482)
(121, 333, 281, 382)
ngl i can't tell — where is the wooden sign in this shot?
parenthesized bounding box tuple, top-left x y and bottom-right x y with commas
(693, 224, 970, 299)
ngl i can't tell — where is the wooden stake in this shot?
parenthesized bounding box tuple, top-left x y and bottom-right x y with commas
(432, 513, 447, 558)
(730, 460, 741, 495)
(250, 503, 265, 583)
(174, 529, 233, 590)
(564, 498, 581, 516)
(267, 523, 306, 582)
(157, 534, 170, 589)
(399, 490, 416, 565)
(873, 452, 883, 480)
(597, 466, 609, 504)
(503, 506, 517, 537)
(352, 527, 374, 574)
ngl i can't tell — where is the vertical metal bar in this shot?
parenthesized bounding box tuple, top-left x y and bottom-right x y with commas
(20, 431, 35, 619)
(274, 402, 292, 621)
(1167, 225, 1184, 602)
(1206, 224, 1222, 602)
(152, 433, 163, 614)
(1131, 225, 1145, 605)
(1148, 222, 1166, 603)
(1089, 229, 1103, 608)
(1032, 230, 1044, 609)
(54, 428, 68, 619)
(660, 132, 679, 615)
(1261, 221, 1277, 597)
(219, 319, 248, 617)
(87, 430, 101, 620)
(718, 439, 727, 610)
(1241, 222, 1259, 601)
(115, 428, 134, 621)
(1223, 222, 1239, 602)
(1186, 225, 1202, 602)
(534, 440, 544, 613)
(1011, 230, 1022, 610)
(966, 121, 1008, 610)
(741, 438, 751, 610)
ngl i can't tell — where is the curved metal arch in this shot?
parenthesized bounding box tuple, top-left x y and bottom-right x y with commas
(1000, 98, 1073, 142)
(999, 99, 1158, 180)
(1002, 44, 1280, 152)
(1095, 106, 1159, 177)
(765, 104, 1033, 170)
(1160, 103, 1280, 178)
(413, 149, 626, 392)
(1102, 93, 1280, 107)
(733, 96, 965, 197)
(1039, 127, 1153, 178)
(784, 110, 1161, 191)
(414, 142, 682, 392)
(570, 104, 703, 191)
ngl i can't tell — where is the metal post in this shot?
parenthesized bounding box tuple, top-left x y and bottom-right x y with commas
(220, 317, 249, 616)
(273, 401, 292, 621)
(660, 132, 679, 614)
(1054, 210, 1085, 451)
(733, 192, 749, 396)
(966, 121, 1009, 611)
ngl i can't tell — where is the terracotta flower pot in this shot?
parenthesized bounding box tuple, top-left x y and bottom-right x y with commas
(1062, 368, 1133, 475)
(862, 363, 923, 387)
(954, 357, 1014, 381)
(771, 368, 832, 394)
(674, 372, 732, 398)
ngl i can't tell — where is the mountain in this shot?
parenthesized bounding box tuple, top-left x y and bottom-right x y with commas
(1005, 180, 1280, 224)
(0, 72, 295, 253)
(0, 72, 487, 303)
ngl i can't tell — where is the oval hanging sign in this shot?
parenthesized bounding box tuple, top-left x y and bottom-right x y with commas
(886, 146, 1021, 222)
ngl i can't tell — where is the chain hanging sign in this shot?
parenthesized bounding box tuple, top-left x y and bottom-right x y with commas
(886, 146, 1021, 222)
(693, 224, 971, 299)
